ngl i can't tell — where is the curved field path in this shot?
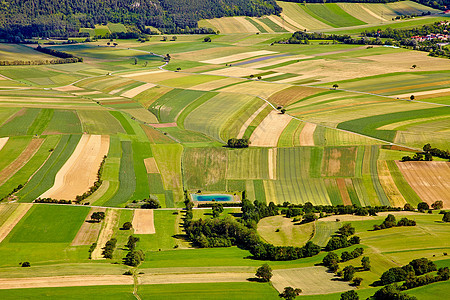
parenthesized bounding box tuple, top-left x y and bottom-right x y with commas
(237, 103, 268, 139)
(40, 135, 109, 200)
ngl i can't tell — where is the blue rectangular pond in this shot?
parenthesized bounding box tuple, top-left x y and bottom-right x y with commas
(191, 194, 233, 202)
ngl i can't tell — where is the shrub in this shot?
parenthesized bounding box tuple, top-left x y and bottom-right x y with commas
(417, 202, 429, 212)
(21, 262, 31, 267)
(122, 222, 133, 230)
(352, 277, 363, 286)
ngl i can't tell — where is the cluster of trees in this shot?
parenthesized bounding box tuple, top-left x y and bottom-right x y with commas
(0, 0, 280, 38)
(402, 144, 450, 162)
(141, 197, 161, 209)
(227, 138, 250, 148)
(443, 211, 450, 222)
(102, 238, 117, 259)
(212, 203, 224, 218)
(90, 211, 106, 222)
(123, 235, 145, 266)
(325, 223, 360, 251)
(34, 198, 72, 204)
(184, 199, 320, 261)
(0, 58, 79, 66)
(373, 214, 416, 230)
(371, 284, 417, 300)
(322, 248, 366, 273)
(279, 287, 302, 300)
(122, 222, 133, 230)
(380, 258, 437, 285)
(75, 155, 106, 203)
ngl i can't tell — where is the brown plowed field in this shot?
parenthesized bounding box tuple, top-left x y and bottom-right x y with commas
(299, 122, 316, 146)
(396, 161, 450, 208)
(269, 86, 321, 106)
(132, 209, 156, 234)
(250, 110, 291, 147)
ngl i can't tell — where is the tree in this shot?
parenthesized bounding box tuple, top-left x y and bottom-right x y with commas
(171, 36, 177, 41)
(302, 212, 317, 223)
(256, 264, 273, 282)
(123, 249, 145, 266)
(141, 197, 160, 209)
(417, 202, 429, 212)
(203, 37, 211, 42)
(352, 277, 363, 286)
(176, 67, 181, 71)
(91, 211, 105, 222)
(423, 143, 432, 153)
(412, 64, 417, 68)
(280, 108, 286, 114)
(212, 203, 224, 218)
(341, 251, 353, 262)
(443, 212, 450, 223)
(362, 256, 371, 271)
(340, 290, 359, 300)
(337, 223, 355, 237)
(133, 57, 138, 65)
(431, 200, 443, 210)
(410, 95, 415, 101)
(126, 235, 140, 250)
(332, 84, 339, 89)
(21, 262, 31, 267)
(404, 203, 414, 211)
(343, 265, 356, 281)
(279, 287, 302, 300)
(323, 252, 339, 267)
(122, 222, 132, 230)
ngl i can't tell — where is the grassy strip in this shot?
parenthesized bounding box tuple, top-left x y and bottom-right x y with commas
(131, 140, 152, 201)
(44, 110, 82, 134)
(386, 160, 422, 206)
(27, 108, 54, 135)
(245, 17, 268, 33)
(324, 178, 343, 206)
(254, 179, 266, 202)
(259, 17, 287, 32)
(0, 108, 40, 136)
(109, 111, 135, 135)
(103, 141, 136, 207)
(0, 136, 31, 172)
(16, 134, 81, 202)
(309, 147, 323, 178)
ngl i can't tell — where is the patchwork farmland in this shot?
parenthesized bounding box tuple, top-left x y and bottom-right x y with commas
(0, 1, 449, 299)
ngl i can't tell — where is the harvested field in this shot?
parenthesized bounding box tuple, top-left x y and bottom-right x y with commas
(122, 108, 158, 124)
(132, 209, 156, 234)
(71, 207, 107, 246)
(0, 137, 8, 151)
(40, 135, 110, 200)
(237, 103, 268, 139)
(72, 91, 102, 96)
(121, 83, 156, 98)
(0, 203, 32, 243)
(250, 110, 292, 147)
(257, 215, 313, 247)
(120, 70, 165, 78)
(396, 161, 450, 208)
(299, 122, 316, 146)
(0, 138, 43, 184)
(138, 272, 253, 285)
(91, 209, 119, 260)
(200, 50, 277, 64)
(269, 86, 321, 106)
(271, 266, 354, 295)
(144, 157, 160, 173)
(190, 77, 245, 91)
(150, 123, 177, 128)
(219, 81, 288, 98)
(0, 275, 132, 289)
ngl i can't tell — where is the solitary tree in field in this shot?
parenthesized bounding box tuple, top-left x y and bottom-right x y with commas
(203, 37, 211, 42)
(410, 95, 415, 101)
(171, 36, 177, 41)
(412, 64, 417, 69)
(134, 57, 138, 65)
(279, 287, 302, 300)
(404, 203, 414, 211)
(91, 211, 106, 222)
(255, 263, 273, 282)
(333, 83, 339, 89)
(280, 108, 286, 114)
(417, 202, 429, 212)
(122, 222, 133, 230)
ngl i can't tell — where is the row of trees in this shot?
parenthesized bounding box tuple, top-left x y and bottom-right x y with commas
(123, 235, 145, 266)
(322, 248, 367, 272)
(401, 143, 450, 162)
(380, 258, 437, 285)
(102, 238, 117, 259)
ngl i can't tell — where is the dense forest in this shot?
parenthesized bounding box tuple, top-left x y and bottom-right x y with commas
(281, 0, 449, 10)
(0, 0, 280, 38)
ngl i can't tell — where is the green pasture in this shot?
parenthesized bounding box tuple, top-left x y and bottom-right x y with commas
(0, 65, 84, 87)
(107, 23, 127, 33)
(138, 210, 180, 251)
(78, 110, 125, 135)
(44, 110, 82, 134)
(176, 92, 218, 129)
(0, 136, 31, 171)
(8, 205, 88, 243)
(227, 148, 269, 180)
(0, 108, 40, 136)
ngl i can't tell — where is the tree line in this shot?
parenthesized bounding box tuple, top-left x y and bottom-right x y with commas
(276, 0, 446, 10)
(402, 143, 450, 162)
